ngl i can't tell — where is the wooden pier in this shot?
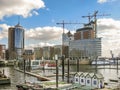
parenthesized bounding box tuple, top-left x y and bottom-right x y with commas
(14, 68, 51, 81)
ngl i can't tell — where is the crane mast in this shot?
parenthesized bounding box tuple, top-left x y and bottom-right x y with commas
(56, 20, 84, 82)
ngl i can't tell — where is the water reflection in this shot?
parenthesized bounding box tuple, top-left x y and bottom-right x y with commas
(0, 65, 119, 90)
(68, 65, 120, 82)
(0, 67, 38, 90)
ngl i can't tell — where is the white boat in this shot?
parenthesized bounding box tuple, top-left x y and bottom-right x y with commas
(92, 60, 110, 65)
(30, 60, 41, 69)
(29, 60, 57, 70)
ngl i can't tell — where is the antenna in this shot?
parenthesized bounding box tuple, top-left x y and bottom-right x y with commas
(18, 16, 20, 25)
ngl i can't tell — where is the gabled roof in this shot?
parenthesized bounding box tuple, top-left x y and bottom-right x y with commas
(74, 72, 104, 79)
(85, 73, 94, 78)
(92, 73, 104, 79)
(74, 72, 83, 76)
(80, 72, 88, 77)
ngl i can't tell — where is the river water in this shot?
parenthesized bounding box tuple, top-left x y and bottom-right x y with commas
(0, 65, 120, 90)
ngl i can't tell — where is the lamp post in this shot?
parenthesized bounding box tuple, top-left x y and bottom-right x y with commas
(55, 54, 58, 88)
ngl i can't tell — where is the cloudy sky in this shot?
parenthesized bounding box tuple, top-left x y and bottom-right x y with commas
(0, 0, 120, 57)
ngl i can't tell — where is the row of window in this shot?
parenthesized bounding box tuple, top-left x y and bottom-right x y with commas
(76, 78, 97, 85)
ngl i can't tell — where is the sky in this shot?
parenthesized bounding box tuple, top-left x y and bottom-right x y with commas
(0, 0, 120, 57)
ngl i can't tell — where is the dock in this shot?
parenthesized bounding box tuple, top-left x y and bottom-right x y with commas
(14, 68, 51, 81)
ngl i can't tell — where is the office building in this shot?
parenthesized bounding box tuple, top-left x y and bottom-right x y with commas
(8, 23, 24, 60)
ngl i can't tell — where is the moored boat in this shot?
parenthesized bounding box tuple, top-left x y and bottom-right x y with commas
(79, 59, 91, 65)
(64, 59, 91, 65)
(0, 70, 11, 85)
(0, 60, 6, 66)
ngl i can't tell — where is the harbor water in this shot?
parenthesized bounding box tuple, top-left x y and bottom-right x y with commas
(0, 67, 38, 90)
(0, 64, 120, 90)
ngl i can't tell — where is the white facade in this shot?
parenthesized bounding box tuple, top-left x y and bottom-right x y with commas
(79, 73, 86, 85)
(92, 77, 98, 88)
(92, 74, 104, 88)
(74, 73, 80, 84)
(74, 72, 104, 89)
(85, 74, 92, 86)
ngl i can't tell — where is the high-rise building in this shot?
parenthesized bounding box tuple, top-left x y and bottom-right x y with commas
(0, 44, 6, 60)
(8, 23, 24, 60)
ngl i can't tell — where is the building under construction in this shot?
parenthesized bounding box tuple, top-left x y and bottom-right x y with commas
(61, 11, 102, 64)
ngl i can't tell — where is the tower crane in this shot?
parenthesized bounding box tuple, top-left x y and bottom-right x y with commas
(56, 20, 84, 82)
(56, 20, 85, 56)
(82, 10, 110, 38)
(82, 13, 91, 23)
(56, 20, 85, 34)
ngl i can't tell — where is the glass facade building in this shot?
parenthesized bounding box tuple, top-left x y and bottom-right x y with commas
(69, 38, 101, 60)
(14, 24, 24, 57)
(8, 23, 24, 60)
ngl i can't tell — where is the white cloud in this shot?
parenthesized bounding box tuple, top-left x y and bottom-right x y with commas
(25, 42, 55, 49)
(97, 0, 116, 3)
(0, 24, 10, 39)
(1, 18, 120, 57)
(0, 0, 45, 19)
(97, 18, 120, 57)
(97, 0, 108, 3)
(24, 26, 65, 49)
(25, 26, 64, 41)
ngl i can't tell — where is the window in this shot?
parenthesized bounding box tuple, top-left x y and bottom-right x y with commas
(94, 81, 97, 85)
(87, 80, 90, 84)
(76, 78, 78, 82)
(81, 79, 84, 82)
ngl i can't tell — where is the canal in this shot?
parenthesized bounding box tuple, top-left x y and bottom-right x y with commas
(0, 67, 38, 90)
(0, 65, 120, 90)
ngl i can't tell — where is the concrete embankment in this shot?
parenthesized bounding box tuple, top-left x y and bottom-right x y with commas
(14, 68, 51, 81)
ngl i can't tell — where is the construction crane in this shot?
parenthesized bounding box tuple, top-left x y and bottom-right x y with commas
(82, 10, 110, 38)
(56, 20, 84, 82)
(56, 20, 85, 34)
(56, 20, 85, 58)
(82, 13, 91, 23)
